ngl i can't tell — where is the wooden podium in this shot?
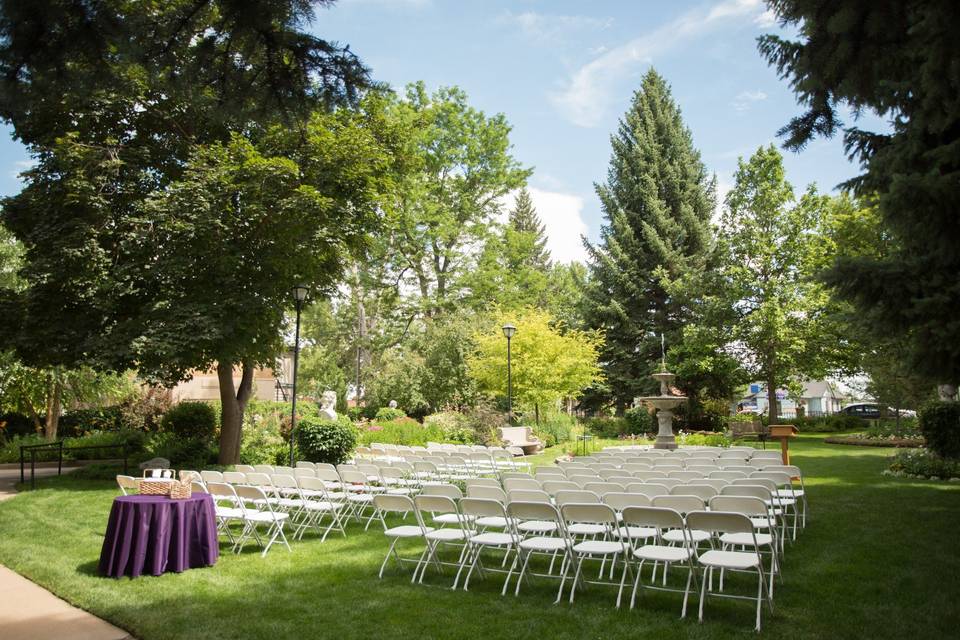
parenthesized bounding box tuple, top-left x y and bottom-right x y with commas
(768, 424, 799, 465)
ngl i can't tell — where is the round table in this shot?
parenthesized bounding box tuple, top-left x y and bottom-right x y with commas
(99, 493, 219, 578)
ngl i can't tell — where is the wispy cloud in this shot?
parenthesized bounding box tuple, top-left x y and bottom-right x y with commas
(731, 89, 768, 111)
(497, 185, 591, 264)
(551, 0, 767, 127)
(753, 8, 778, 28)
(8, 159, 33, 181)
(498, 10, 613, 44)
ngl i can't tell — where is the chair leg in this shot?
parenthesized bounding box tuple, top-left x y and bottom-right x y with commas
(379, 538, 399, 578)
(698, 566, 710, 623)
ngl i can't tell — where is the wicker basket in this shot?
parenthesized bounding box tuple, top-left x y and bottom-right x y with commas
(169, 481, 192, 500)
(139, 479, 174, 496)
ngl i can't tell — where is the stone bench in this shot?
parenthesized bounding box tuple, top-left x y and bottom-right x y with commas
(729, 420, 768, 440)
(498, 426, 542, 455)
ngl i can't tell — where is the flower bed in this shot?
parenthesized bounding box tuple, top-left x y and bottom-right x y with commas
(884, 448, 960, 481)
(825, 434, 924, 448)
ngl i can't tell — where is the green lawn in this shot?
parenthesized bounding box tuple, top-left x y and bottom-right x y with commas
(1, 435, 959, 640)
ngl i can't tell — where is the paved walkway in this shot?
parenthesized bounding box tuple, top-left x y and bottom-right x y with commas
(0, 467, 134, 639)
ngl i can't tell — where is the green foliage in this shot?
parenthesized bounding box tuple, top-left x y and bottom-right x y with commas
(584, 417, 630, 439)
(0, 430, 145, 464)
(160, 402, 217, 442)
(676, 432, 731, 448)
(532, 412, 576, 448)
(919, 402, 960, 459)
(886, 449, 960, 481)
(146, 433, 218, 470)
(423, 411, 475, 443)
(357, 417, 441, 447)
(863, 419, 921, 441)
(584, 68, 716, 410)
(759, 413, 865, 433)
(365, 347, 430, 418)
(374, 407, 406, 422)
(469, 307, 603, 412)
(759, 1, 960, 383)
(58, 406, 125, 438)
(624, 407, 655, 435)
(0, 411, 35, 438)
(296, 415, 357, 465)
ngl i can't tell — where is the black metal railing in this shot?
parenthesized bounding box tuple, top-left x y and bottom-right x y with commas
(19, 441, 128, 490)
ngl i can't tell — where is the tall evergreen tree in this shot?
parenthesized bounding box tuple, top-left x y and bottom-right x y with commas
(508, 188, 550, 270)
(584, 69, 715, 411)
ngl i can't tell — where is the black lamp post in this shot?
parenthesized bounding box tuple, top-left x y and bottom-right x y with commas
(502, 323, 516, 424)
(289, 284, 309, 466)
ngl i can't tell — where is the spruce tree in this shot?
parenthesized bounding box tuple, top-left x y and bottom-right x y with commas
(508, 188, 551, 270)
(584, 68, 715, 411)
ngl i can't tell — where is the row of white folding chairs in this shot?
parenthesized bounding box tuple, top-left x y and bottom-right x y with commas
(373, 490, 780, 630)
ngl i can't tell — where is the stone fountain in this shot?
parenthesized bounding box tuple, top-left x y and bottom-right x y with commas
(636, 368, 687, 450)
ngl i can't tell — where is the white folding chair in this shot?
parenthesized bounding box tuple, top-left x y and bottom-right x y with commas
(623, 506, 698, 616)
(373, 494, 433, 580)
(234, 485, 292, 556)
(504, 501, 573, 602)
(560, 503, 633, 606)
(454, 498, 519, 590)
(116, 475, 138, 495)
(413, 494, 474, 584)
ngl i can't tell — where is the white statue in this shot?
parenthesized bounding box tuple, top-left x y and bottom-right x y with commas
(388, 400, 398, 409)
(319, 390, 338, 421)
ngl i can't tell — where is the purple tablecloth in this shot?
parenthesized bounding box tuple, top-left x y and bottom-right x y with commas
(99, 493, 218, 578)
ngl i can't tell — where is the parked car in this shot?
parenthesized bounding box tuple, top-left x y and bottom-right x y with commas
(838, 403, 917, 419)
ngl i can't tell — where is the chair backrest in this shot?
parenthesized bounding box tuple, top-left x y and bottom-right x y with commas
(467, 485, 507, 502)
(626, 483, 670, 497)
(751, 471, 793, 487)
(501, 471, 534, 480)
(295, 461, 316, 470)
(560, 503, 619, 527)
(652, 459, 683, 468)
(567, 474, 600, 486)
(253, 465, 274, 473)
(646, 477, 680, 489)
(503, 477, 541, 492)
(245, 472, 272, 487)
(200, 470, 223, 483)
(191, 481, 207, 493)
(623, 463, 652, 473)
(415, 494, 461, 518)
(651, 494, 705, 514)
(671, 484, 719, 501)
(709, 471, 748, 480)
(222, 471, 246, 484)
(507, 500, 564, 528)
(602, 492, 651, 511)
(234, 484, 272, 509)
(380, 467, 405, 482)
(668, 471, 705, 481)
(541, 480, 581, 496)
(597, 468, 625, 479)
(720, 484, 772, 501)
(622, 505, 684, 531)
(686, 510, 754, 535)
(554, 490, 601, 506)
(373, 494, 422, 529)
(293, 468, 314, 479)
(507, 489, 551, 504)
(699, 479, 730, 491)
(116, 475, 138, 494)
(420, 483, 463, 500)
(234, 465, 255, 473)
(298, 476, 331, 496)
(337, 468, 367, 485)
(582, 481, 624, 496)
(206, 481, 237, 503)
(465, 477, 500, 489)
(710, 495, 770, 518)
(315, 467, 342, 483)
(632, 471, 666, 481)
(271, 474, 299, 490)
(460, 497, 509, 521)
(732, 477, 778, 492)
(534, 467, 565, 478)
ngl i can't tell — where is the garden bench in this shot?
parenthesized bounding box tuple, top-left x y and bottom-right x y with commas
(498, 427, 542, 455)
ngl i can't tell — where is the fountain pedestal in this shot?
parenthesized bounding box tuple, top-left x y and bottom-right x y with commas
(637, 371, 687, 450)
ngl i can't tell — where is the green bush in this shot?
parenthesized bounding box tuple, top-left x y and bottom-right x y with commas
(764, 413, 866, 433)
(296, 415, 357, 464)
(357, 417, 443, 447)
(58, 406, 126, 437)
(0, 412, 38, 439)
(534, 412, 576, 448)
(374, 407, 407, 422)
(624, 407, 655, 435)
(584, 416, 629, 439)
(677, 431, 731, 447)
(886, 448, 960, 479)
(919, 401, 960, 458)
(423, 411, 475, 443)
(145, 432, 217, 469)
(864, 418, 922, 440)
(160, 402, 217, 441)
(0, 433, 48, 463)
(65, 430, 146, 460)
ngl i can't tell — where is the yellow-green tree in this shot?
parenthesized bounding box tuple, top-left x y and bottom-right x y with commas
(468, 309, 603, 422)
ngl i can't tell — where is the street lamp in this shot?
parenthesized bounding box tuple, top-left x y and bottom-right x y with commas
(289, 284, 309, 466)
(502, 323, 516, 425)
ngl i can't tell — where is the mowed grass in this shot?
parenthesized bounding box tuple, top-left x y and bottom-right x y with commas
(1, 435, 959, 640)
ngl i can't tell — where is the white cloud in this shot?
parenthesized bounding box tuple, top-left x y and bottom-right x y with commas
(527, 187, 590, 264)
(753, 8, 778, 28)
(498, 10, 613, 43)
(551, 0, 766, 127)
(338, 0, 430, 8)
(731, 89, 768, 111)
(8, 159, 33, 181)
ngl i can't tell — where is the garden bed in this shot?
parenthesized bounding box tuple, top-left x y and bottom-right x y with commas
(825, 434, 924, 448)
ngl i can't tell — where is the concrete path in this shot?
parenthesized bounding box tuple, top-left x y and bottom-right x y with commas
(0, 465, 81, 501)
(0, 468, 135, 639)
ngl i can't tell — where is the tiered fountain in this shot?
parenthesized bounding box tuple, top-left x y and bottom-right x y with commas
(636, 336, 687, 449)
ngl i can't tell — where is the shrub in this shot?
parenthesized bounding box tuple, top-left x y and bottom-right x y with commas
(356, 417, 443, 447)
(64, 430, 146, 460)
(144, 432, 218, 469)
(58, 406, 126, 438)
(423, 411, 475, 443)
(374, 407, 407, 422)
(296, 415, 357, 464)
(0, 412, 38, 439)
(886, 448, 960, 480)
(864, 418, 921, 441)
(677, 431, 731, 447)
(919, 401, 960, 458)
(584, 416, 629, 439)
(240, 409, 288, 466)
(624, 407, 654, 435)
(0, 433, 47, 463)
(534, 412, 576, 448)
(160, 402, 217, 441)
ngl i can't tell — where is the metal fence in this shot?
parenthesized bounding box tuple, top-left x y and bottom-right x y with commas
(19, 441, 128, 490)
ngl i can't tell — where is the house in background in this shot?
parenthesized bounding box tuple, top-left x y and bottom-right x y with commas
(738, 380, 851, 418)
(170, 356, 293, 404)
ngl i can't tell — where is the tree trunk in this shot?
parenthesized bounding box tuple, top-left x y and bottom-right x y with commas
(217, 362, 255, 465)
(44, 376, 62, 441)
(766, 375, 778, 425)
(534, 403, 540, 425)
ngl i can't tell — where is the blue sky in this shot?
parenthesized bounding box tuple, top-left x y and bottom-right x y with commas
(0, 0, 884, 263)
